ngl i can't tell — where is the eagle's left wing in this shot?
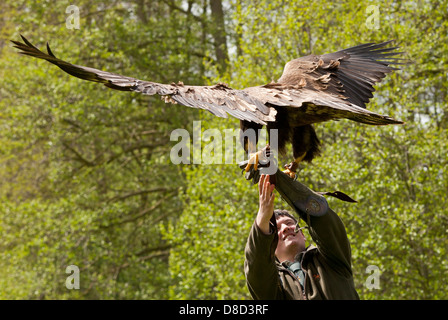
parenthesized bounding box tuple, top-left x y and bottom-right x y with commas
(243, 84, 403, 126)
(278, 41, 406, 109)
(243, 40, 406, 126)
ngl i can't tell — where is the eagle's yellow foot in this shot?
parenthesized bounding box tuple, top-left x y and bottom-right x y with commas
(282, 152, 307, 179)
(283, 163, 298, 179)
(244, 145, 271, 172)
(244, 150, 262, 172)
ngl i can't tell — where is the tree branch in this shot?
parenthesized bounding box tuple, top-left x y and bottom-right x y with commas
(99, 192, 175, 228)
(161, 0, 205, 23)
(106, 187, 176, 203)
(62, 141, 96, 167)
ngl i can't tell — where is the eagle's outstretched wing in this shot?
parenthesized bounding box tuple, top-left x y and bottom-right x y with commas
(11, 36, 403, 126)
(11, 35, 275, 125)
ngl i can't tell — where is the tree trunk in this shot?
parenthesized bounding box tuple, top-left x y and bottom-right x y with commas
(209, 0, 229, 74)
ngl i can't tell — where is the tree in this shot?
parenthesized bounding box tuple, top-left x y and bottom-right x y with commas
(0, 0, 226, 299)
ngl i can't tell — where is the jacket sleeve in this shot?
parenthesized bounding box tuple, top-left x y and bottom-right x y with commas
(244, 220, 282, 300)
(272, 169, 353, 275)
(307, 208, 353, 275)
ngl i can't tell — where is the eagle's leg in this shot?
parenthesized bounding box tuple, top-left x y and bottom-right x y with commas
(240, 120, 264, 172)
(283, 152, 307, 179)
(282, 124, 321, 179)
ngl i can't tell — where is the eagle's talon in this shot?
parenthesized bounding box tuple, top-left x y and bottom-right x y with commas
(244, 149, 264, 172)
(281, 151, 307, 179)
(283, 168, 297, 179)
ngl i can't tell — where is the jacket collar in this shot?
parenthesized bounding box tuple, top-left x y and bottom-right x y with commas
(275, 245, 317, 270)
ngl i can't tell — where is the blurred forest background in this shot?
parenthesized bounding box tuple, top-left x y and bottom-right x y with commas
(0, 0, 447, 299)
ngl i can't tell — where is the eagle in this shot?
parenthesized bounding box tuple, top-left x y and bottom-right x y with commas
(12, 35, 404, 178)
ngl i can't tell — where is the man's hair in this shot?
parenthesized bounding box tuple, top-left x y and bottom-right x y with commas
(274, 209, 298, 224)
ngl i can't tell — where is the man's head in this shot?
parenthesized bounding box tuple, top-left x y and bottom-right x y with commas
(274, 209, 306, 262)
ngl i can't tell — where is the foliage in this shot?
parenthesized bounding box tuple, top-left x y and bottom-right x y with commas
(0, 0, 204, 299)
(0, 0, 447, 300)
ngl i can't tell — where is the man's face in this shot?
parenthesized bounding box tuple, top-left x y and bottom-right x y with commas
(275, 216, 306, 262)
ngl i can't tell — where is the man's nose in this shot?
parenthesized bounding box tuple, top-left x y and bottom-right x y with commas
(282, 224, 294, 233)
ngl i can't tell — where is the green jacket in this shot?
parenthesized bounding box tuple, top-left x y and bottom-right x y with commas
(244, 207, 360, 300)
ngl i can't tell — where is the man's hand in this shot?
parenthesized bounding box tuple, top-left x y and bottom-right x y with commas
(256, 174, 276, 235)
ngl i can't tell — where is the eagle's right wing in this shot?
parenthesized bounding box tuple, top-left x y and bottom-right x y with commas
(11, 35, 276, 125)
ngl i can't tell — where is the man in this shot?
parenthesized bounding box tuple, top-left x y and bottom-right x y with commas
(244, 174, 359, 300)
